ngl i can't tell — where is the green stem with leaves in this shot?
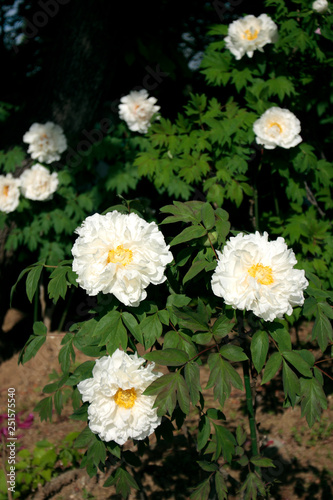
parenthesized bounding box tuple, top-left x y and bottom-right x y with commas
(242, 359, 259, 463)
(237, 311, 260, 473)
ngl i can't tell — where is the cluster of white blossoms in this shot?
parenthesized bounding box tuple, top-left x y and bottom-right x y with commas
(253, 107, 302, 150)
(71, 211, 173, 307)
(0, 174, 21, 213)
(211, 232, 308, 322)
(23, 121, 67, 164)
(119, 89, 160, 134)
(0, 165, 59, 213)
(20, 164, 59, 201)
(225, 14, 278, 60)
(312, 0, 329, 13)
(77, 349, 162, 445)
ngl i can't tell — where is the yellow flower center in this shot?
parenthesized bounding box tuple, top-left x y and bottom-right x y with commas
(114, 387, 137, 409)
(2, 185, 9, 197)
(243, 28, 259, 41)
(268, 122, 283, 134)
(248, 263, 274, 285)
(107, 245, 133, 266)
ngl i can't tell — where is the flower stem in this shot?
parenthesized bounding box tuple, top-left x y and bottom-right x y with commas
(237, 311, 260, 474)
(57, 287, 74, 332)
(33, 287, 39, 323)
(242, 359, 259, 463)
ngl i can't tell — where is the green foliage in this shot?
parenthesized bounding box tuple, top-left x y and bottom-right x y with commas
(0, 433, 84, 500)
(7, 1, 333, 498)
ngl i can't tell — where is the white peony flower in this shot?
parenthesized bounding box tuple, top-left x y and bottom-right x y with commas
(20, 164, 59, 201)
(77, 349, 163, 445)
(71, 211, 173, 306)
(0, 174, 21, 214)
(225, 14, 278, 60)
(119, 89, 160, 134)
(312, 0, 329, 13)
(211, 232, 308, 322)
(23, 122, 67, 164)
(253, 107, 302, 150)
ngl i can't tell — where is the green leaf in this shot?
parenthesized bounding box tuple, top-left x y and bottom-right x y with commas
(54, 390, 63, 416)
(169, 225, 207, 246)
(26, 264, 44, 303)
(215, 470, 228, 500)
(140, 313, 163, 349)
(197, 461, 218, 472)
(201, 203, 215, 230)
(144, 348, 189, 366)
(268, 322, 292, 351)
(176, 372, 191, 414)
(239, 471, 266, 499)
(261, 352, 282, 384)
(312, 308, 333, 352)
(219, 345, 248, 362)
(66, 360, 95, 386)
(0, 146, 25, 172)
(185, 362, 201, 405)
(173, 306, 209, 332)
(282, 359, 300, 406)
(282, 351, 313, 378)
(250, 456, 275, 468)
(236, 426, 247, 446)
(87, 440, 106, 467)
(300, 377, 327, 427)
(183, 259, 208, 284)
(33, 321, 47, 336)
(74, 426, 98, 449)
(197, 415, 211, 450)
(206, 354, 243, 407)
(213, 423, 236, 462)
(95, 311, 128, 354)
(212, 315, 234, 339)
(34, 396, 53, 422)
(251, 330, 269, 373)
(20, 335, 46, 364)
(190, 477, 211, 500)
(70, 403, 89, 421)
(122, 312, 143, 343)
(48, 266, 72, 303)
(143, 373, 178, 416)
(58, 336, 75, 373)
(104, 467, 139, 496)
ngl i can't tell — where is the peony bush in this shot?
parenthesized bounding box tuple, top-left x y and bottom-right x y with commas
(2, 0, 333, 498)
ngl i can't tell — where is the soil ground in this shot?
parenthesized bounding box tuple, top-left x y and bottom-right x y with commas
(0, 310, 332, 500)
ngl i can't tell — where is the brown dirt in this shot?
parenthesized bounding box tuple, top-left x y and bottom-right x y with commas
(0, 311, 332, 500)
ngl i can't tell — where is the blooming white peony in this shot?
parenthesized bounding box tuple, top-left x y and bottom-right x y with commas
(225, 14, 278, 60)
(23, 122, 67, 164)
(0, 174, 21, 213)
(71, 211, 173, 306)
(77, 349, 162, 445)
(20, 164, 59, 201)
(211, 232, 308, 322)
(312, 0, 329, 13)
(253, 107, 302, 149)
(119, 89, 160, 134)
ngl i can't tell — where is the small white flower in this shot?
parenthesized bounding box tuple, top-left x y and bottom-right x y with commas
(119, 89, 160, 134)
(312, 0, 329, 13)
(20, 164, 59, 201)
(77, 349, 163, 445)
(225, 14, 278, 60)
(211, 232, 308, 322)
(71, 211, 173, 307)
(23, 122, 67, 164)
(0, 174, 21, 214)
(253, 107, 302, 150)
